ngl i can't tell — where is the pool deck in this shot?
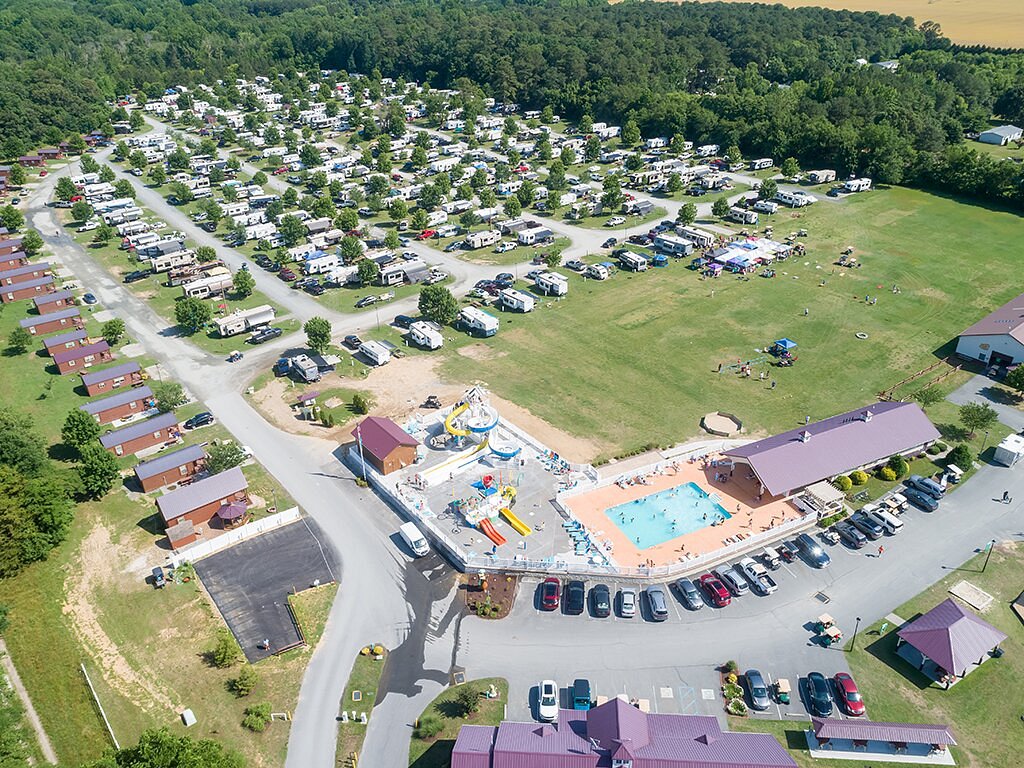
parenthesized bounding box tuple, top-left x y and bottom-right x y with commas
(564, 455, 801, 568)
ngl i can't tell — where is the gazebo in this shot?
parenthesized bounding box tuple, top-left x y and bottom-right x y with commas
(216, 501, 249, 529)
(896, 598, 1007, 687)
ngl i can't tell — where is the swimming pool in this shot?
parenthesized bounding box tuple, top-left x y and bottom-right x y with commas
(605, 482, 731, 549)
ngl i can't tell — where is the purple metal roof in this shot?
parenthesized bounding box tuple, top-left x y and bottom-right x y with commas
(20, 307, 80, 328)
(897, 598, 1007, 675)
(79, 385, 153, 415)
(0, 262, 50, 279)
(34, 289, 72, 306)
(80, 361, 141, 386)
(724, 402, 939, 496)
(451, 724, 497, 768)
(99, 411, 179, 449)
(453, 697, 797, 768)
(351, 416, 419, 462)
(8, 275, 54, 292)
(812, 717, 956, 746)
(51, 340, 109, 365)
(134, 443, 205, 481)
(42, 329, 88, 349)
(156, 466, 247, 523)
(959, 291, 1024, 345)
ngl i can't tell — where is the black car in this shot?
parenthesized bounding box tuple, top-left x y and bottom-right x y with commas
(835, 522, 867, 549)
(904, 487, 939, 511)
(123, 270, 150, 283)
(355, 296, 377, 309)
(184, 412, 215, 430)
(589, 583, 611, 618)
(249, 326, 283, 345)
(393, 314, 415, 329)
(343, 334, 363, 350)
(304, 282, 325, 296)
(806, 672, 834, 717)
(254, 255, 274, 269)
(795, 533, 831, 568)
(601, 237, 617, 248)
(564, 580, 586, 615)
(849, 511, 884, 540)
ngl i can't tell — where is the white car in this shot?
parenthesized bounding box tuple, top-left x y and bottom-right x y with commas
(77, 221, 99, 232)
(494, 241, 517, 253)
(130, 168, 144, 177)
(619, 588, 637, 618)
(538, 680, 558, 722)
(605, 216, 626, 227)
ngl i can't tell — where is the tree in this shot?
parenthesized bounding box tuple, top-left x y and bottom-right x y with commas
(128, 150, 148, 170)
(624, 153, 644, 172)
(62, 409, 101, 450)
(0, 408, 48, 476)
(411, 208, 429, 231)
(7, 327, 31, 354)
(80, 155, 99, 175)
(304, 316, 332, 354)
(233, 268, 255, 298)
(99, 165, 115, 183)
(758, 178, 778, 200)
(299, 144, 322, 169)
(229, 665, 259, 697)
(712, 198, 731, 218)
(621, 119, 641, 147)
(340, 235, 364, 264)
(152, 381, 187, 414)
(82, 728, 244, 768)
(55, 176, 77, 201)
(336, 207, 359, 232)
(410, 146, 428, 171)
(7, 165, 25, 187)
(92, 224, 115, 246)
(102, 318, 126, 346)
(453, 685, 481, 716)
(725, 144, 743, 164)
(168, 181, 193, 204)
(546, 160, 566, 191)
(1004, 364, 1024, 396)
(148, 164, 166, 187)
(947, 443, 974, 470)
(195, 246, 217, 263)
(503, 196, 522, 219)
(278, 214, 305, 247)
(20, 230, 43, 257)
(914, 386, 944, 407)
(351, 393, 371, 415)
(601, 174, 624, 212)
(357, 259, 380, 286)
(208, 628, 242, 668)
(252, 171, 268, 187)
(0, 206, 25, 232)
(959, 402, 997, 438)
(459, 210, 480, 230)
(781, 157, 801, 178)
(113, 180, 135, 199)
(206, 442, 246, 475)
(666, 173, 683, 194)
(71, 201, 93, 222)
(282, 187, 299, 207)
(77, 444, 120, 499)
(174, 297, 213, 335)
(670, 134, 688, 155)
(242, 703, 272, 732)
(584, 135, 601, 162)
(578, 114, 593, 134)
(418, 284, 459, 325)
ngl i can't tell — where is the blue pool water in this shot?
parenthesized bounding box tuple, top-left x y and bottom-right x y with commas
(605, 482, 731, 549)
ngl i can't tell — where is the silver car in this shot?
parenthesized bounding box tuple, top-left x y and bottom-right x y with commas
(673, 578, 704, 610)
(618, 588, 637, 618)
(646, 585, 669, 621)
(745, 669, 771, 711)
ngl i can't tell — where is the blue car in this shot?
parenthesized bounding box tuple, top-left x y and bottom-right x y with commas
(904, 487, 939, 511)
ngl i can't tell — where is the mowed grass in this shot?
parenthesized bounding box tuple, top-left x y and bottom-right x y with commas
(336, 650, 389, 765)
(674, 0, 1024, 47)
(408, 678, 509, 768)
(439, 187, 1024, 462)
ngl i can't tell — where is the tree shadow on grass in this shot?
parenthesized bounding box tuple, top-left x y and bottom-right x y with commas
(784, 729, 810, 750)
(935, 423, 970, 443)
(409, 739, 456, 768)
(47, 442, 78, 463)
(434, 699, 468, 719)
(864, 622, 934, 691)
(136, 512, 166, 537)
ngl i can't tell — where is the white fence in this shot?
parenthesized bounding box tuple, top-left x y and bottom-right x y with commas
(169, 507, 301, 567)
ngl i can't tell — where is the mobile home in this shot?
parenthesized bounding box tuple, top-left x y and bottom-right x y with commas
(303, 252, 341, 275)
(807, 169, 837, 184)
(618, 252, 648, 272)
(457, 307, 499, 337)
(499, 288, 535, 312)
(653, 233, 694, 256)
(181, 269, 233, 299)
(775, 189, 815, 207)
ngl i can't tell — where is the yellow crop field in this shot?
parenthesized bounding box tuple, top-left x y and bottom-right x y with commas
(669, 0, 1024, 48)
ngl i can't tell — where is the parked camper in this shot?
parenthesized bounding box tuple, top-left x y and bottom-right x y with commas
(676, 226, 715, 249)
(181, 269, 232, 299)
(117, 220, 150, 237)
(535, 271, 569, 296)
(289, 354, 321, 383)
(652, 233, 693, 256)
(399, 521, 429, 557)
(465, 230, 502, 250)
(807, 169, 837, 184)
(727, 206, 758, 225)
(359, 340, 392, 366)
(499, 288, 535, 313)
(408, 321, 444, 350)
(753, 199, 779, 214)
(304, 252, 341, 275)
(749, 158, 774, 171)
(618, 252, 648, 272)
(426, 210, 449, 228)
(775, 189, 815, 207)
(457, 307, 499, 337)
(844, 177, 872, 193)
(585, 264, 610, 280)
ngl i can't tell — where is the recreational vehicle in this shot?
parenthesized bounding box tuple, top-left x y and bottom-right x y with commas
(676, 226, 715, 249)
(465, 230, 502, 250)
(618, 252, 648, 272)
(585, 264, 610, 280)
(457, 307, 499, 337)
(749, 158, 774, 170)
(652, 233, 694, 256)
(727, 207, 759, 225)
(535, 271, 569, 296)
(214, 305, 275, 337)
(775, 190, 815, 208)
(359, 340, 392, 366)
(408, 321, 443, 350)
(181, 269, 233, 299)
(844, 177, 872, 192)
(753, 200, 779, 214)
(807, 170, 837, 184)
(499, 288, 535, 312)
(303, 252, 341, 275)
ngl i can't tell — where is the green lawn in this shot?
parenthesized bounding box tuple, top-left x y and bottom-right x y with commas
(408, 678, 508, 768)
(436, 186, 1024, 462)
(565, 205, 668, 230)
(336, 649, 389, 765)
(727, 718, 854, 768)
(845, 543, 1024, 768)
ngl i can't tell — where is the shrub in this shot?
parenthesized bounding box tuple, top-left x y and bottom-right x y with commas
(229, 665, 259, 697)
(723, 660, 738, 673)
(723, 683, 743, 699)
(414, 714, 443, 740)
(725, 673, 738, 685)
(878, 466, 897, 482)
(242, 703, 272, 732)
(926, 445, 942, 456)
(948, 444, 973, 469)
(849, 470, 869, 486)
(208, 628, 242, 668)
(887, 454, 910, 478)
(726, 698, 748, 716)
(934, 441, 948, 452)
(352, 393, 371, 415)
(834, 475, 853, 492)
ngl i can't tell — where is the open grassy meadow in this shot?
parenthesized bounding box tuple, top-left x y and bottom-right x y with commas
(675, 0, 1024, 47)
(439, 187, 1024, 462)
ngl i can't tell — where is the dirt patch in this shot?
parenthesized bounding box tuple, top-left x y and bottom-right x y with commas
(62, 525, 179, 714)
(487, 392, 609, 464)
(456, 343, 508, 362)
(250, 376, 331, 437)
(459, 572, 519, 619)
(355, 354, 465, 420)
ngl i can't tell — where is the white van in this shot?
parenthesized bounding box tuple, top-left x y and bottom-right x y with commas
(868, 507, 903, 535)
(399, 522, 429, 557)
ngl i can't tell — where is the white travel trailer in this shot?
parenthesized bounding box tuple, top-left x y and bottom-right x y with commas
(304, 252, 341, 275)
(465, 230, 502, 250)
(457, 307, 499, 337)
(618, 252, 648, 272)
(499, 288, 535, 312)
(727, 206, 759, 225)
(359, 340, 392, 366)
(775, 189, 816, 208)
(676, 226, 716, 249)
(535, 271, 569, 296)
(844, 177, 873, 192)
(408, 321, 444, 350)
(181, 270, 233, 299)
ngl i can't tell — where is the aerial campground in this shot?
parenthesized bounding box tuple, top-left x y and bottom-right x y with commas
(1, 1, 1023, 767)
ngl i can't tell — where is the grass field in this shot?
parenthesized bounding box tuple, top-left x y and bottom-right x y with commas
(408, 678, 508, 768)
(675, 0, 1023, 47)
(438, 187, 1024, 462)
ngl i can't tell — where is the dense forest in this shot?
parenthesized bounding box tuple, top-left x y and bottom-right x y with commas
(1, 0, 1023, 206)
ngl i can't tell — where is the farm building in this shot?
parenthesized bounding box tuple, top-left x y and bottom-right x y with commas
(723, 401, 940, 499)
(156, 466, 250, 549)
(133, 443, 207, 493)
(99, 411, 181, 457)
(81, 361, 144, 397)
(350, 416, 420, 476)
(955, 291, 1024, 369)
(978, 125, 1022, 146)
(79, 385, 154, 426)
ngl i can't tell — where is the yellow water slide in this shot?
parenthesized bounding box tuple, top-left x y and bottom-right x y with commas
(500, 508, 531, 536)
(444, 402, 471, 437)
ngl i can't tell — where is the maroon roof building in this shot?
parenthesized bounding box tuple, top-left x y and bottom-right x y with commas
(133, 443, 206, 493)
(0, 262, 50, 286)
(98, 411, 180, 457)
(723, 402, 939, 498)
(1, 275, 55, 304)
(79, 385, 153, 426)
(351, 416, 420, 475)
(80, 361, 143, 396)
(0, 238, 23, 257)
(33, 289, 74, 314)
(452, 697, 797, 768)
(155, 466, 249, 549)
(42, 328, 89, 356)
(0, 251, 27, 271)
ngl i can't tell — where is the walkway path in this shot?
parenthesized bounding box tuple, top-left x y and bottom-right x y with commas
(0, 637, 58, 765)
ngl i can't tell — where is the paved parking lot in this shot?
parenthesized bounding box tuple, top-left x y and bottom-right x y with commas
(195, 519, 339, 662)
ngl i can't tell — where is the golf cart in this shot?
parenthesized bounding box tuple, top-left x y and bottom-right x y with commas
(423, 395, 443, 409)
(774, 678, 791, 705)
(227, 350, 243, 363)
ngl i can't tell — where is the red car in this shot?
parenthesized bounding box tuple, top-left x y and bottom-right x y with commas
(833, 672, 865, 716)
(698, 574, 731, 607)
(278, 268, 298, 282)
(415, 229, 436, 241)
(39, 170, 48, 177)
(539, 577, 560, 611)
(272, 166, 289, 175)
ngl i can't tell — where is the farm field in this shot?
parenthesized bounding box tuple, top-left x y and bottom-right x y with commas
(439, 187, 1024, 462)
(676, 0, 1023, 47)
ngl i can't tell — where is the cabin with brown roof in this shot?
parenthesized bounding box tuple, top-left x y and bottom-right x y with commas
(53, 341, 113, 374)
(18, 156, 43, 167)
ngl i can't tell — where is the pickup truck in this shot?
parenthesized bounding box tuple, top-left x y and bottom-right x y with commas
(738, 557, 778, 596)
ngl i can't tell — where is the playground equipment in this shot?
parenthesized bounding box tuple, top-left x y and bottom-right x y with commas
(478, 519, 507, 547)
(444, 387, 500, 444)
(489, 430, 522, 460)
(500, 507, 531, 536)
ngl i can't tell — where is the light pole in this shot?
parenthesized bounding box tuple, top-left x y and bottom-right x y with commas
(983, 539, 997, 573)
(848, 616, 862, 652)
(981, 430, 990, 455)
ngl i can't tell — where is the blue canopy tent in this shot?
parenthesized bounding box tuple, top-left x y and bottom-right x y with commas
(770, 338, 797, 357)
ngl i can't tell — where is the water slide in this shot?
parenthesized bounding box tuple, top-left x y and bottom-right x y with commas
(490, 438, 522, 459)
(444, 402, 472, 437)
(478, 518, 507, 547)
(500, 507, 531, 537)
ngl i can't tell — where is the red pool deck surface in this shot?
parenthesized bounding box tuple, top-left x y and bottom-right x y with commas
(564, 456, 801, 567)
